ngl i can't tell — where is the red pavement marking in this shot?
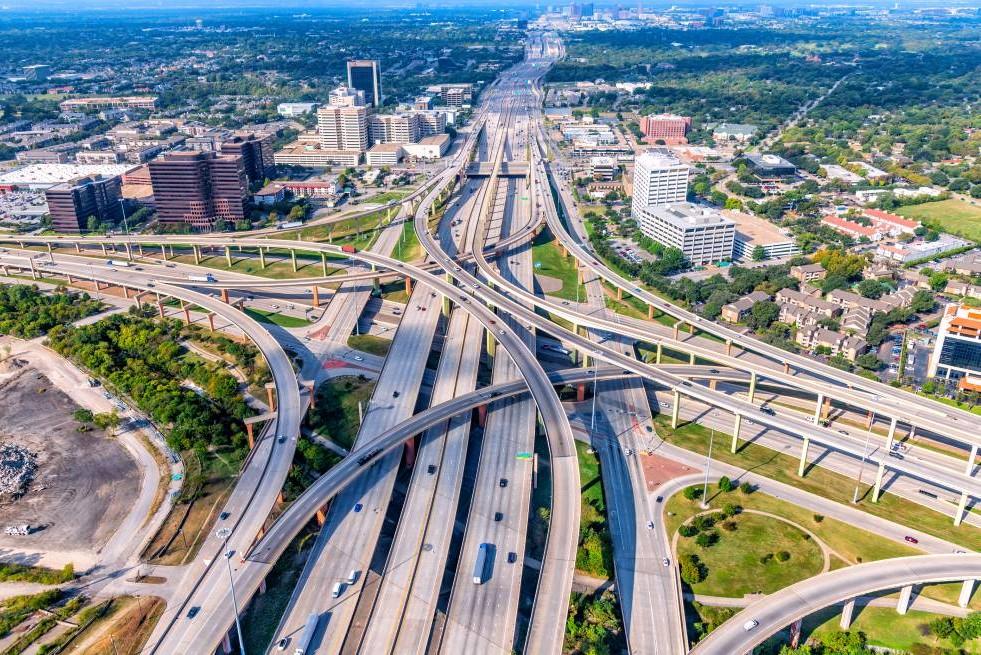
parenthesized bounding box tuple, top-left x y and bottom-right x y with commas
(642, 452, 699, 494)
(322, 360, 347, 369)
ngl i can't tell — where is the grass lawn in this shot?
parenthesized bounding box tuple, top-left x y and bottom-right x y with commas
(804, 607, 981, 654)
(244, 308, 312, 328)
(653, 414, 981, 551)
(365, 189, 411, 205)
(348, 333, 392, 357)
(171, 253, 338, 280)
(531, 230, 585, 302)
(677, 511, 824, 597)
(297, 207, 392, 243)
(393, 220, 423, 263)
(308, 376, 376, 450)
(575, 440, 614, 578)
(895, 199, 981, 242)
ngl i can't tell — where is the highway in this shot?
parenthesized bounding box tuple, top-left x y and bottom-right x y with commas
(689, 554, 981, 655)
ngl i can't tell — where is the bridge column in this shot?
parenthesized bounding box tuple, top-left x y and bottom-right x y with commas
(813, 393, 824, 424)
(100, 243, 107, 256)
(443, 294, 451, 317)
(648, 304, 655, 320)
(673, 323, 680, 341)
(477, 404, 488, 428)
(183, 303, 192, 325)
(225, 246, 232, 267)
(897, 584, 913, 615)
(405, 277, 413, 295)
(259, 578, 267, 595)
(265, 383, 276, 412)
(316, 506, 327, 526)
(872, 462, 886, 502)
(245, 422, 255, 449)
(208, 313, 216, 332)
(321, 252, 328, 276)
(840, 599, 856, 629)
(866, 410, 875, 430)
(655, 342, 663, 365)
(748, 371, 757, 404)
(886, 417, 898, 450)
(798, 437, 810, 477)
(74, 242, 80, 253)
(168, 245, 175, 259)
(258, 247, 266, 269)
(688, 322, 694, 335)
(220, 288, 230, 304)
(954, 493, 970, 527)
(616, 287, 623, 301)
(222, 632, 232, 654)
(689, 351, 696, 365)
(138, 243, 144, 257)
(156, 300, 165, 319)
(67, 274, 73, 284)
(726, 339, 733, 356)
(312, 285, 320, 308)
(671, 390, 680, 430)
(576, 383, 586, 403)
(192, 245, 200, 265)
(959, 579, 976, 608)
(783, 362, 790, 374)
(290, 249, 297, 272)
(486, 330, 495, 359)
(708, 378, 718, 390)
(124, 243, 132, 261)
(160, 244, 167, 260)
(966, 444, 977, 476)
(731, 414, 742, 453)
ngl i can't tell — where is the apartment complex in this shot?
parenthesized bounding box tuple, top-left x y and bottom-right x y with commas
(148, 151, 248, 230)
(630, 150, 689, 215)
(347, 60, 382, 108)
(635, 202, 734, 265)
(59, 96, 158, 112)
(45, 175, 122, 233)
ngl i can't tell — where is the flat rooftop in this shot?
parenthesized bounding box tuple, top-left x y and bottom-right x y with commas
(726, 209, 796, 245)
(644, 202, 734, 230)
(0, 163, 138, 188)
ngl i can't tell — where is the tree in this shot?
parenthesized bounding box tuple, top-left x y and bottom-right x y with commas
(856, 279, 886, 299)
(748, 301, 780, 330)
(751, 245, 767, 262)
(910, 290, 936, 313)
(679, 553, 706, 585)
(855, 352, 882, 371)
(73, 408, 94, 424)
(683, 486, 703, 501)
(928, 271, 949, 291)
(717, 475, 734, 492)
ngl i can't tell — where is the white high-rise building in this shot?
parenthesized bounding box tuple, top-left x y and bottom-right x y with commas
(631, 150, 689, 215)
(328, 86, 366, 108)
(636, 202, 734, 265)
(369, 113, 422, 145)
(317, 104, 369, 152)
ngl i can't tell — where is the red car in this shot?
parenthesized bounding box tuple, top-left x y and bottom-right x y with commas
(904, 535, 919, 544)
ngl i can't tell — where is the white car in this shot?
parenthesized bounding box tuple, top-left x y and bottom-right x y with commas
(353, 355, 364, 361)
(743, 619, 759, 631)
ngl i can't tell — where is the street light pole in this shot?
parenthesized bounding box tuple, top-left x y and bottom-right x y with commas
(852, 427, 875, 504)
(701, 429, 715, 509)
(118, 198, 129, 235)
(225, 550, 246, 655)
(589, 360, 599, 433)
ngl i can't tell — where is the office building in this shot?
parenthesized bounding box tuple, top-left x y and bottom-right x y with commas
(415, 110, 447, 137)
(427, 83, 473, 108)
(317, 104, 369, 153)
(928, 304, 981, 387)
(712, 123, 758, 143)
(22, 65, 52, 81)
(369, 113, 422, 145)
(220, 133, 274, 186)
(328, 86, 365, 108)
(58, 96, 158, 112)
(635, 202, 734, 265)
(45, 175, 122, 233)
(640, 113, 691, 144)
(366, 143, 404, 166)
(589, 156, 616, 181)
(277, 102, 320, 117)
(631, 150, 689, 215)
(744, 153, 797, 178)
(148, 151, 248, 230)
(346, 60, 381, 108)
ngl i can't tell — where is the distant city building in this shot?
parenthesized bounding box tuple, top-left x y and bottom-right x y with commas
(712, 123, 758, 143)
(369, 113, 422, 145)
(328, 86, 366, 108)
(276, 102, 321, 117)
(22, 64, 52, 81)
(148, 151, 248, 230)
(347, 60, 382, 108)
(402, 134, 451, 160)
(414, 96, 435, 110)
(639, 113, 691, 144)
(743, 153, 797, 178)
(58, 96, 158, 112)
(415, 110, 448, 136)
(220, 133, 274, 186)
(635, 202, 734, 265)
(427, 83, 474, 108)
(631, 150, 689, 215)
(317, 103, 369, 153)
(366, 143, 404, 166)
(589, 156, 616, 181)
(45, 175, 122, 233)
(928, 304, 981, 388)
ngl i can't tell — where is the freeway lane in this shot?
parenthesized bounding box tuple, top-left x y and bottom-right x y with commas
(689, 554, 981, 655)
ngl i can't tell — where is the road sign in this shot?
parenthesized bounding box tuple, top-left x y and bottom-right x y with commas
(515, 452, 533, 461)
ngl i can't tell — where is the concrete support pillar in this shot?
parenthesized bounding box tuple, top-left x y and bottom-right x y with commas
(648, 304, 655, 320)
(731, 414, 742, 453)
(316, 507, 327, 526)
(966, 444, 977, 476)
(617, 287, 623, 301)
(798, 437, 810, 477)
(822, 395, 831, 419)
(726, 340, 733, 356)
(291, 249, 297, 272)
(94, 280, 102, 290)
(183, 306, 192, 325)
(208, 313, 216, 332)
(897, 584, 913, 615)
(709, 379, 718, 391)
(259, 578, 267, 595)
(160, 244, 167, 260)
(689, 351, 696, 365)
(304, 380, 316, 409)
(100, 243, 107, 255)
(124, 243, 132, 261)
(477, 404, 487, 428)
(673, 324, 680, 341)
(168, 245, 174, 259)
(783, 362, 790, 374)
(813, 393, 825, 424)
(656, 342, 663, 365)
(886, 417, 898, 450)
(872, 462, 886, 503)
(74, 242, 81, 253)
(259, 248, 266, 269)
(577, 267, 584, 284)
(748, 371, 757, 404)
(321, 252, 328, 276)
(442, 295, 451, 317)
(959, 579, 975, 608)
(840, 599, 856, 630)
(156, 301, 165, 319)
(405, 277, 413, 295)
(266, 384, 276, 412)
(121, 286, 130, 298)
(45, 242, 52, 255)
(866, 410, 875, 430)
(485, 329, 496, 358)
(193, 245, 200, 265)
(312, 286, 320, 308)
(225, 246, 232, 267)
(67, 274, 73, 284)
(138, 243, 144, 257)
(688, 322, 694, 335)
(277, 490, 285, 505)
(954, 492, 969, 527)
(576, 383, 586, 403)
(220, 288, 230, 304)
(671, 390, 680, 430)
(222, 632, 232, 654)
(404, 437, 417, 467)
(245, 423, 255, 449)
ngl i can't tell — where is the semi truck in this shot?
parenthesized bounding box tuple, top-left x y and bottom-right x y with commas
(293, 613, 320, 655)
(473, 543, 490, 584)
(104, 260, 131, 267)
(341, 245, 357, 254)
(187, 273, 217, 283)
(277, 221, 304, 230)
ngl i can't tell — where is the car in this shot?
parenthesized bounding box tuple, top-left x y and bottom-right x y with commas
(662, 557, 670, 567)
(507, 551, 517, 564)
(494, 512, 504, 522)
(743, 619, 759, 631)
(393, 390, 401, 398)
(353, 355, 364, 361)
(187, 607, 200, 619)
(276, 637, 290, 651)
(471, 283, 479, 289)
(655, 496, 663, 503)
(353, 503, 363, 513)
(431, 292, 437, 298)
(219, 511, 230, 520)
(760, 407, 775, 416)
(838, 430, 849, 435)
(499, 478, 508, 488)
(904, 535, 919, 544)
(709, 369, 720, 374)
(428, 464, 437, 475)
(277, 435, 286, 444)
(646, 521, 654, 529)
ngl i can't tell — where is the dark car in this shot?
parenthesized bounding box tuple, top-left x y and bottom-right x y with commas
(219, 511, 230, 520)
(760, 407, 775, 416)
(904, 535, 919, 544)
(393, 390, 400, 398)
(427, 464, 437, 475)
(499, 478, 508, 488)
(187, 607, 200, 619)
(494, 512, 503, 522)
(507, 551, 517, 564)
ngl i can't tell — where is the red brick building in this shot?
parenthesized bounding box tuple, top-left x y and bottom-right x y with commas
(640, 113, 691, 144)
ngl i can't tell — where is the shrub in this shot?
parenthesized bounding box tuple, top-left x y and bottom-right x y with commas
(775, 550, 791, 562)
(692, 514, 715, 532)
(739, 482, 755, 495)
(718, 476, 734, 492)
(695, 531, 719, 548)
(722, 503, 741, 518)
(813, 514, 824, 523)
(760, 553, 773, 564)
(683, 486, 704, 501)
(721, 521, 737, 532)
(680, 553, 706, 585)
(679, 524, 698, 538)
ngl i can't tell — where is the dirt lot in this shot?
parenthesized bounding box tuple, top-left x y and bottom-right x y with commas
(0, 369, 140, 567)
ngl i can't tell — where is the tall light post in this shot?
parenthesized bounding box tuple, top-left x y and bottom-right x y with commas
(224, 550, 246, 655)
(700, 429, 715, 509)
(852, 426, 875, 504)
(589, 357, 599, 433)
(118, 198, 129, 235)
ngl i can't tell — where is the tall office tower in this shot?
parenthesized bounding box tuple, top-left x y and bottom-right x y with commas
(631, 150, 690, 216)
(346, 60, 381, 108)
(45, 175, 122, 233)
(928, 304, 981, 385)
(328, 86, 366, 108)
(369, 113, 422, 145)
(317, 105, 369, 152)
(149, 151, 248, 230)
(414, 110, 447, 137)
(220, 133, 274, 186)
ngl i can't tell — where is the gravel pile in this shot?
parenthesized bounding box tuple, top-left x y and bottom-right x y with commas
(0, 443, 37, 498)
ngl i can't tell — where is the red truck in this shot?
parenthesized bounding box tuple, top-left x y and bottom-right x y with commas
(341, 245, 357, 254)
